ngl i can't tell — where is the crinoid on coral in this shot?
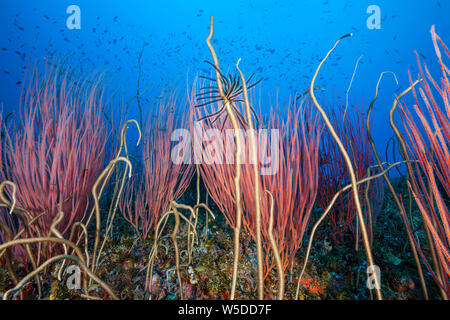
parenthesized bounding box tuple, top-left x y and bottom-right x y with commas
(195, 61, 262, 130)
(190, 75, 321, 290)
(1, 3, 450, 303)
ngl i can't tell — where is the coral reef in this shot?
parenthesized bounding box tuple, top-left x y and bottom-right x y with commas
(0, 20, 448, 302)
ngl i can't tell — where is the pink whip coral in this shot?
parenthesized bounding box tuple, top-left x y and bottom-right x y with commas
(0, 62, 107, 262)
(240, 98, 322, 278)
(398, 25, 450, 297)
(317, 101, 382, 242)
(120, 96, 194, 242)
(191, 75, 321, 278)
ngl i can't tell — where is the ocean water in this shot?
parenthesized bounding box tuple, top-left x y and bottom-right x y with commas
(0, 0, 447, 165)
(0, 0, 449, 303)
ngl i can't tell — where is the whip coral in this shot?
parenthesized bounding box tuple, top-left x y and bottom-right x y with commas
(241, 98, 321, 279)
(120, 96, 194, 242)
(191, 76, 321, 280)
(317, 101, 383, 241)
(398, 25, 450, 297)
(0, 62, 106, 262)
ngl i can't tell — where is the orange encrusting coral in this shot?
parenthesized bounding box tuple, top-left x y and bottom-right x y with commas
(292, 277, 324, 296)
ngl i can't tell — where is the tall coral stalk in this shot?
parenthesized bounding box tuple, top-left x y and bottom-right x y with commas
(204, 16, 245, 300)
(309, 33, 382, 299)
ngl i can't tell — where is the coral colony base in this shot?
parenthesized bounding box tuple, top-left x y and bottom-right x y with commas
(0, 16, 449, 301)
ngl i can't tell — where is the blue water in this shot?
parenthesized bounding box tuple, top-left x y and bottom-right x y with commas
(0, 0, 448, 170)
